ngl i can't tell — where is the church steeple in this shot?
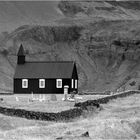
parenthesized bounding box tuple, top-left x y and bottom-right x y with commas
(17, 44, 25, 64)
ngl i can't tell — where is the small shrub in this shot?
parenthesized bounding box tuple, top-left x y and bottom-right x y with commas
(1, 49, 9, 56)
(25, 49, 29, 54)
(138, 85, 140, 90)
(104, 90, 111, 95)
(122, 53, 125, 61)
(129, 81, 136, 86)
(112, 40, 122, 46)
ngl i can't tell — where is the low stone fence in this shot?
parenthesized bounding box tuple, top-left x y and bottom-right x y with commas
(0, 106, 83, 121)
(0, 93, 13, 95)
(0, 90, 139, 121)
(78, 91, 110, 95)
(75, 90, 140, 107)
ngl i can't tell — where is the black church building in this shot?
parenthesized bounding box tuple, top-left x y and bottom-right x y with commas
(14, 44, 78, 94)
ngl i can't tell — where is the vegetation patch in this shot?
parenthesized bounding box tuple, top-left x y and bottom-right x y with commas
(16, 25, 83, 45)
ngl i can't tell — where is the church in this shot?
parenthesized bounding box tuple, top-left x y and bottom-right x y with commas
(14, 44, 78, 94)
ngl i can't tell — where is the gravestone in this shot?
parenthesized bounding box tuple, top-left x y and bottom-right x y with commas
(62, 85, 69, 101)
(15, 96, 19, 102)
(0, 98, 3, 101)
(50, 94, 57, 101)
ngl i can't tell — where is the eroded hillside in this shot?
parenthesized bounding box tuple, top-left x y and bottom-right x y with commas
(0, 1, 140, 93)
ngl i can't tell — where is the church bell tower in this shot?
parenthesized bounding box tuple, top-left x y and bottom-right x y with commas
(17, 44, 25, 65)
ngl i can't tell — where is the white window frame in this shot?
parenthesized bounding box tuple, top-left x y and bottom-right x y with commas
(71, 79, 74, 88)
(56, 79, 62, 88)
(39, 79, 45, 88)
(75, 80, 78, 89)
(22, 79, 28, 88)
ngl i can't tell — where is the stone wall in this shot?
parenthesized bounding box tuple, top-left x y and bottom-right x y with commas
(75, 90, 140, 107)
(0, 90, 139, 121)
(0, 106, 83, 121)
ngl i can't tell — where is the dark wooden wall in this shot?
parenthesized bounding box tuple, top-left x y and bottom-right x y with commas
(17, 56, 25, 64)
(72, 63, 78, 79)
(14, 78, 78, 94)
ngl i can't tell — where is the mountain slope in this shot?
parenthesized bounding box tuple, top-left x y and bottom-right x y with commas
(0, 1, 63, 33)
(0, 1, 140, 93)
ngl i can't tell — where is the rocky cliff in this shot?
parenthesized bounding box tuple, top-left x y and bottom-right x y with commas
(0, 1, 140, 93)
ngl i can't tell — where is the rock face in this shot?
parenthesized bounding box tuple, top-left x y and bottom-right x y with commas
(0, 1, 140, 93)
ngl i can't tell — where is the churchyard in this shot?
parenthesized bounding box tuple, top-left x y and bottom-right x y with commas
(0, 92, 139, 139)
(0, 94, 108, 113)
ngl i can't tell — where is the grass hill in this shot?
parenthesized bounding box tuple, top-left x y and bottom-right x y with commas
(0, 1, 140, 93)
(0, 1, 63, 33)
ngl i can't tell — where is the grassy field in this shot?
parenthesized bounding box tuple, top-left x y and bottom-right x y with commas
(0, 94, 108, 113)
(0, 94, 139, 139)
